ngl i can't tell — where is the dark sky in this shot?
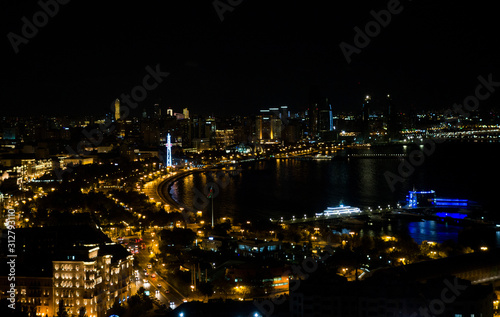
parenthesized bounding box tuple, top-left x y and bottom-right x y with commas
(2, 0, 500, 117)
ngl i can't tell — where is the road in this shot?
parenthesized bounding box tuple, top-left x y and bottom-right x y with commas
(135, 230, 190, 310)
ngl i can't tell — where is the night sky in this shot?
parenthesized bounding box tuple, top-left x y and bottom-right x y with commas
(2, 0, 500, 116)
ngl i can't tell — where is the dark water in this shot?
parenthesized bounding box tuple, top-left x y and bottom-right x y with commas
(168, 143, 500, 242)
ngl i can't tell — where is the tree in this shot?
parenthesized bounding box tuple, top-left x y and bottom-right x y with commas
(123, 287, 153, 317)
(197, 282, 214, 298)
(57, 300, 68, 317)
(107, 298, 125, 317)
(160, 228, 196, 250)
(78, 306, 87, 317)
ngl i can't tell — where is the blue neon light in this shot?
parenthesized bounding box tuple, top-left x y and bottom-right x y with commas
(435, 202, 468, 207)
(406, 190, 469, 208)
(435, 212, 467, 219)
(407, 190, 436, 208)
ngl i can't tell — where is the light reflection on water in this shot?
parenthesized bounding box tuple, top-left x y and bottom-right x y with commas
(167, 143, 499, 243)
(407, 220, 461, 244)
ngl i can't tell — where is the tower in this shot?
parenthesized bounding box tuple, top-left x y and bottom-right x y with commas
(183, 108, 190, 119)
(166, 133, 172, 167)
(361, 95, 371, 142)
(114, 99, 120, 121)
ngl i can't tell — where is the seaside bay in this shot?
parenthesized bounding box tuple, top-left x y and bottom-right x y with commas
(167, 143, 500, 244)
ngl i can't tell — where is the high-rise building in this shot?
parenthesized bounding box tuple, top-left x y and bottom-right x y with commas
(114, 99, 120, 121)
(153, 103, 161, 119)
(386, 94, 401, 141)
(308, 85, 321, 138)
(255, 115, 263, 141)
(255, 112, 281, 143)
(179, 119, 192, 148)
(183, 108, 190, 119)
(140, 119, 160, 146)
(319, 100, 334, 137)
(280, 106, 288, 118)
(361, 95, 371, 142)
(362, 95, 371, 122)
(166, 108, 173, 117)
(215, 129, 235, 148)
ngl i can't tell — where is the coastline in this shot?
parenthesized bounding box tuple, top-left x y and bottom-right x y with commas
(156, 169, 200, 212)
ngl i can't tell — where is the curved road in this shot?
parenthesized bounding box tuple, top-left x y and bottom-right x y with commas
(156, 170, 198, 212)
(156, 168, 223, 213)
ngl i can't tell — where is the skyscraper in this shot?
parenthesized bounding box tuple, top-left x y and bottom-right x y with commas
(114, 99, 120, 121)
(308, 85, 321, 138)
(153, 103, 161, 119)
(183, 108, 190, 119)
(386, 94, 401, 141)
(362, 95, 371, 122)
(361, 95, 371, 142)
(319, 101, 334, 137)
(255, 112, 281, 143)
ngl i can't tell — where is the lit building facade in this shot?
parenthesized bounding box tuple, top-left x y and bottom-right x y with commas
(255, 113, 282, 143)
(5, 276, 54, 317)
(52, 245, 134, 317)
(114, 99, 120, 121)
(225, 263, 290, 296)
(0, 240, 134, 317)
(215, 129, 235, 148)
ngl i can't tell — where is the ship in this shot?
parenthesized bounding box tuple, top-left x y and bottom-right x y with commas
(315, 204, 362, 218)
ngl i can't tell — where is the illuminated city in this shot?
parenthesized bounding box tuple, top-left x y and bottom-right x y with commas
(2, 1, 500, 317)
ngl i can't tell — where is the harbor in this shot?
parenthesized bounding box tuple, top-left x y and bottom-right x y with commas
(270, 190, 492, 229)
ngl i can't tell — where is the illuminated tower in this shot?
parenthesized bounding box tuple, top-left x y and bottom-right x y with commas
(114, 99, 120, 121)
(183, 108, 190, 119)
(166, 133, 172, 167)
(362, 95, 371, 122)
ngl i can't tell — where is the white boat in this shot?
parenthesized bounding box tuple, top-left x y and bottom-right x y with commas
(315, 205, 362, 218)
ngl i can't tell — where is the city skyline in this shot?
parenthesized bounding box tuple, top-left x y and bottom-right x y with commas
(3, 1, 500, 317)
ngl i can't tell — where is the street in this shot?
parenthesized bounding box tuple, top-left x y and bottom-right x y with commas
(135, 230, 189, 310)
